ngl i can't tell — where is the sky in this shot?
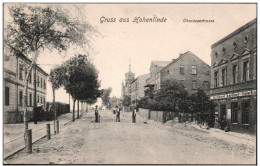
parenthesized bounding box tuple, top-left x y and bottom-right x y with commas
(4, 4, 256, 106)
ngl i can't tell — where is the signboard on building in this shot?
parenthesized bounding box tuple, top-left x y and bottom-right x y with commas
(210, 89, 256, 100)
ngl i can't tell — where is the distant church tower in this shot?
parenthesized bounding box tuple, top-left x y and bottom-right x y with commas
(121, 61, 135, 99)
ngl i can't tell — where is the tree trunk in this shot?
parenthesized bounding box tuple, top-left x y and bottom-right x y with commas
(73, 99, 75, 121)
(77, 100, 79, 119)
(33, 64, 37, 124)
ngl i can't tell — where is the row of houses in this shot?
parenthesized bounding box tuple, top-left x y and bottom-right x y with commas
(121, 18, 256, 133)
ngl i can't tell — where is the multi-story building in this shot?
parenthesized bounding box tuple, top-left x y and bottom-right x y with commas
(145, 51, 211, 94)
(145, 61, 171, 94)
(121, 64, 135, 98)
(130, 73, 150, 106)
(4, 48, 48, 123)
(210, 18, 256, 133)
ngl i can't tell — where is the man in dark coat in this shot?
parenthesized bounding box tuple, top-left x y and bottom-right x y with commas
(95, 105, 99, 123)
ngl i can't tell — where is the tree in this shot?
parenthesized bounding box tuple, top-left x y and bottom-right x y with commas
(49, 64, 66, 133)
(189, 88, 214, 124)
(60, 54, 101, 121)
(101, 87, 112, 109)
(4, 4, 97, 137)
(154, 80, 189, 113)
(122, 95, 131, 107)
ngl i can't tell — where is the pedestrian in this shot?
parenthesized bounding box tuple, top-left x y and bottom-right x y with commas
(132, 107, 136, 123)
(115, 106, 119, 122)
(95, 105, 99, 123)
(220, 115, 227, 130)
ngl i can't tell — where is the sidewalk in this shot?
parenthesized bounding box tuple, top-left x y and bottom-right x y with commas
(4, 112, 73, 159)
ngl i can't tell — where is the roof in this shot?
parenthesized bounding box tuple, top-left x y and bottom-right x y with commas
(161, 51, 210, 72)
(151, 61, 171, 67)
(131, 73, 150, 84)
(211, 18, 256, 48)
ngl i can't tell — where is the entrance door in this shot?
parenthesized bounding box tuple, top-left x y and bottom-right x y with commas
(220, 104, 226, 120)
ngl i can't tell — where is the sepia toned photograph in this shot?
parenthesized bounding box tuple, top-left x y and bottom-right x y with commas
(2, 3, 257, 165)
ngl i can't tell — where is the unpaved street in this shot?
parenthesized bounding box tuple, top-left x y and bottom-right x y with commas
(5, 109, 256, 164)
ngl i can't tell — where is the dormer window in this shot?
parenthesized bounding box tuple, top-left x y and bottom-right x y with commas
(222, 47, 226, 54)
(244, 35, 248, 43)
(215, 52, 218, 58)
(233, 41, 237, 49)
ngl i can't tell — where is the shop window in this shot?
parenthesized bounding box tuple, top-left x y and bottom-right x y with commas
(192, 65, 197, 75)
(231, 102, 238, 123)
(19, 90, 23, 106)
(180, 65, 184, 75)
(242, 100, 250, 124)
(232, 64, 238, 84)
(214, 71, 219, 87)
(5, 87, 9, 106)
(221, 68, 226, 86)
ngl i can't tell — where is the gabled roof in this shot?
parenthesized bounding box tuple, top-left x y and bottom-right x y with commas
(151, 61, 171, 67)
(162, 51, 210, 71)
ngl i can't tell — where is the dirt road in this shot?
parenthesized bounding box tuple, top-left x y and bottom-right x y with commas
(5, 109, 256, 164)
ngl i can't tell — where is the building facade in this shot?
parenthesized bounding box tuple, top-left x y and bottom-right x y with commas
(4, 49, 48, 123)
(130, 73, 150, 106)
(210, 18, 256, 133)
(145, 51, 211, 95)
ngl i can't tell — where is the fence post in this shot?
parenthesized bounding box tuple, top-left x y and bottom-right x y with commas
(56, 120, 59, 134)
(47, 124, 51, 140)
(26, 129, 32, 153)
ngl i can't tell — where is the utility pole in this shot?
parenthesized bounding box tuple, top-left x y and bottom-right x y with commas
(33, 64, 37, 124)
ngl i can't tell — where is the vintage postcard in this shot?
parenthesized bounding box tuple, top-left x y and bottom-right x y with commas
(2, 3, 257, 165)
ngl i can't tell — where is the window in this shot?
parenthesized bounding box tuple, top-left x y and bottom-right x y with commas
(214, 71, 218, 87)
(29, 93, 32, 107)
(37, 76, 40, 87)
(203, 81, 210, 90)
(19, 90, 23, 106)
(19, 64, 23, 80)
(231, 102, 238, 123)
(192, 81, 197, 90)
(5, 87, 9, 106)
(37, 95, 39, 104)
(232, 64, 238, 84)
(40, 77, 42, 88)
(167, 70, 170, 74)
(43, 97, 45, 106)
(29, 72, 32, 84)
(180, 65, 184, 74)
(41, 96, 43, 104)
(242, 100, 250, 124)
(233, 41, 237, 48)
(221, 68, 226, 86)
(243, 61, 249, 81)
(25, 68, 28, 82)
(192, 65, 197, 75)
(44, 80, 46, 89)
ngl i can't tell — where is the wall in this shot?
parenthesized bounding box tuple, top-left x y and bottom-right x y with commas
(160, 51, 211, 94)
(138, 108, 165, 123)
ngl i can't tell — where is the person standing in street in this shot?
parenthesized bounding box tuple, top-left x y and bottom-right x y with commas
(132, 107, 136, 123)
(115, 106, 121, 122)
(95, 105, 99, 123)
